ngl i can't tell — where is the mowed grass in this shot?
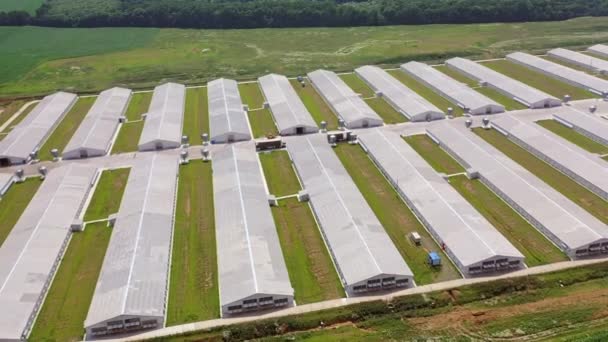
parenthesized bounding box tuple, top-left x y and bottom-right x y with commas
(259, 151, 345, 303)
(291, 79, 338, 130)
(238, 83, 277, 138)
(544, 55, 608, 80)
(38, 96, 95, 161)
(388, 70, 461, 116)
(0, 178, 42, 247)
(30, 168, 130, 341)
(183, 87, 208, 145)
(537, 119, 608, 155)
(339, 73, 375, 98)
(405, 134, 566, 266)
(333, 144, 461, 284)
(474, 128, 608, 224)
(167, 161, 219, 325)
(111, 92, 151, 154)
(481, 60, 596, 100)
(0, 0, 44, 14)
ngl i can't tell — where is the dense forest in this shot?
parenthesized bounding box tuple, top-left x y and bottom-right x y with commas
(1, 0, 607, 28)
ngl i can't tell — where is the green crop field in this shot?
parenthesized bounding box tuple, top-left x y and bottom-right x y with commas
(167, 161, 220, 325)
(30, 167, 130, 341)
(2, 17, 608, 97)
(537, 119, 608, 155)
(291, 79, 337, 130)
(482, 60, 597, 100)
(0, 178, 41, 247)
(474, 128, 608, 224)
(238, 83, 277, 138)
(260, 151, 345, 303)
(405, 134, 566, 266)
(111, 92, 152, 154)
(333, 144, 461, 284)
(0, 0, 44, 14)
(183, 87, 209, 145)
(38, 96, 95, 161)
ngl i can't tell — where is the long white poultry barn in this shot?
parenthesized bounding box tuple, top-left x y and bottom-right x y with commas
(138, 82, 186, 151)
(547, 48, 608, 74)
(0, 173, 14, 197)
(588, 44, 608, 59)
(213, 142, 294, 316)
(85, 154, 178, 338)
(507, 52, 608, 97)
(553, 109, 608, 146)
(358, 129, 524, 276)
(0, 92, 77, 166)
(208, 78, 252, 143)
(258, 74, 318, 135)
(427, 122, 608, 259)
(446, 57, 561, 109)
(401, 61, 505, 115)
(307, 69, 383, 128)
(0, 164, 97, 341)
(491, 115, 608, 201)
(287, 135, 413, 293)
(354, 65, 445, 121)
(62, 87, 132, 159)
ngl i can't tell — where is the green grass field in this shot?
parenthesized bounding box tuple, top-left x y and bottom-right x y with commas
(0, 178, 42, 247)
(167, 161, 220, 325)
(339, 73, 375, 98)
(183, 87, 208, 145)
(259, 151, 345, 303)
(291, 79, 338, 130)
(2, 17, 608, 97)
(0, 0, 44, 14)
(388, 69, 462, 116)
(38, 97, 95, 161)
(482, 60, 597, 100)
(537, 119, 608, 155)
(333, 144, 461, 284)
(2, 101, 37, 134)
(30, 168, 130, 341)
(0, 100, 27, 127)
(474, 128, 608, 224)
(405, 134, 566, 266)
(111, 92, 151, 154)
(238, 83, 277, 138)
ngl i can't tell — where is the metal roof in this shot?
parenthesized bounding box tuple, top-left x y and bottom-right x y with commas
(548, 48, 608, 74)
(0, 173, 13, 196)
(307, 70, 383, 128)
(208, 78, 252, 143)
(400, 62, 504, 115)
(358, 129, 523, 271)
(63, 87, 132, 159)
(491, 115, 608, 201)
(138, 83, 185, 151)
(446, 57, 560, 108)
(507, 52, 608, 97)
(286, 135, 413, 287)
(258, 74, 318, 135)
(588, 44, 608, 59)
(0, 92, 77, 163)
(85, 154, 179, 329)
(427, 122, 608, 255)
(0, 164, 97, 340)
(355, 65, 444, 121)
(213, 142, 293, 308)
(553, 109, 608, 146)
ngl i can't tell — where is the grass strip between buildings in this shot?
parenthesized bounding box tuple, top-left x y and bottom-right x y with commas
(291, 79, 338, 130)
(339, 73, 375, 98)
(167, 161, 220, 325)
(29, 168, 130, 341)
(474, 128, 608, 224)
(481, 60, 597, 100)
(38, 97, 96, 161)
(0, 100, 37, 137)
(259, 150, 345, 304)
(404, 134, 566, 266)
(111, 92, 152, 154)
(544, 56, 608, 80)
(238, 83, 278, 138)
(183, 87, 208, 146)
(333, 144, 461, 285)
(0, 178, 42, 247)
(537, 119, 608, 155)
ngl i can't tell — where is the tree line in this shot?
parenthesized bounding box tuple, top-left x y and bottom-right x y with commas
(1, 0, 607, 28)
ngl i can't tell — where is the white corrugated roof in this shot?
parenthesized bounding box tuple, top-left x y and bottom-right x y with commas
(208, 78, 251, 143)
